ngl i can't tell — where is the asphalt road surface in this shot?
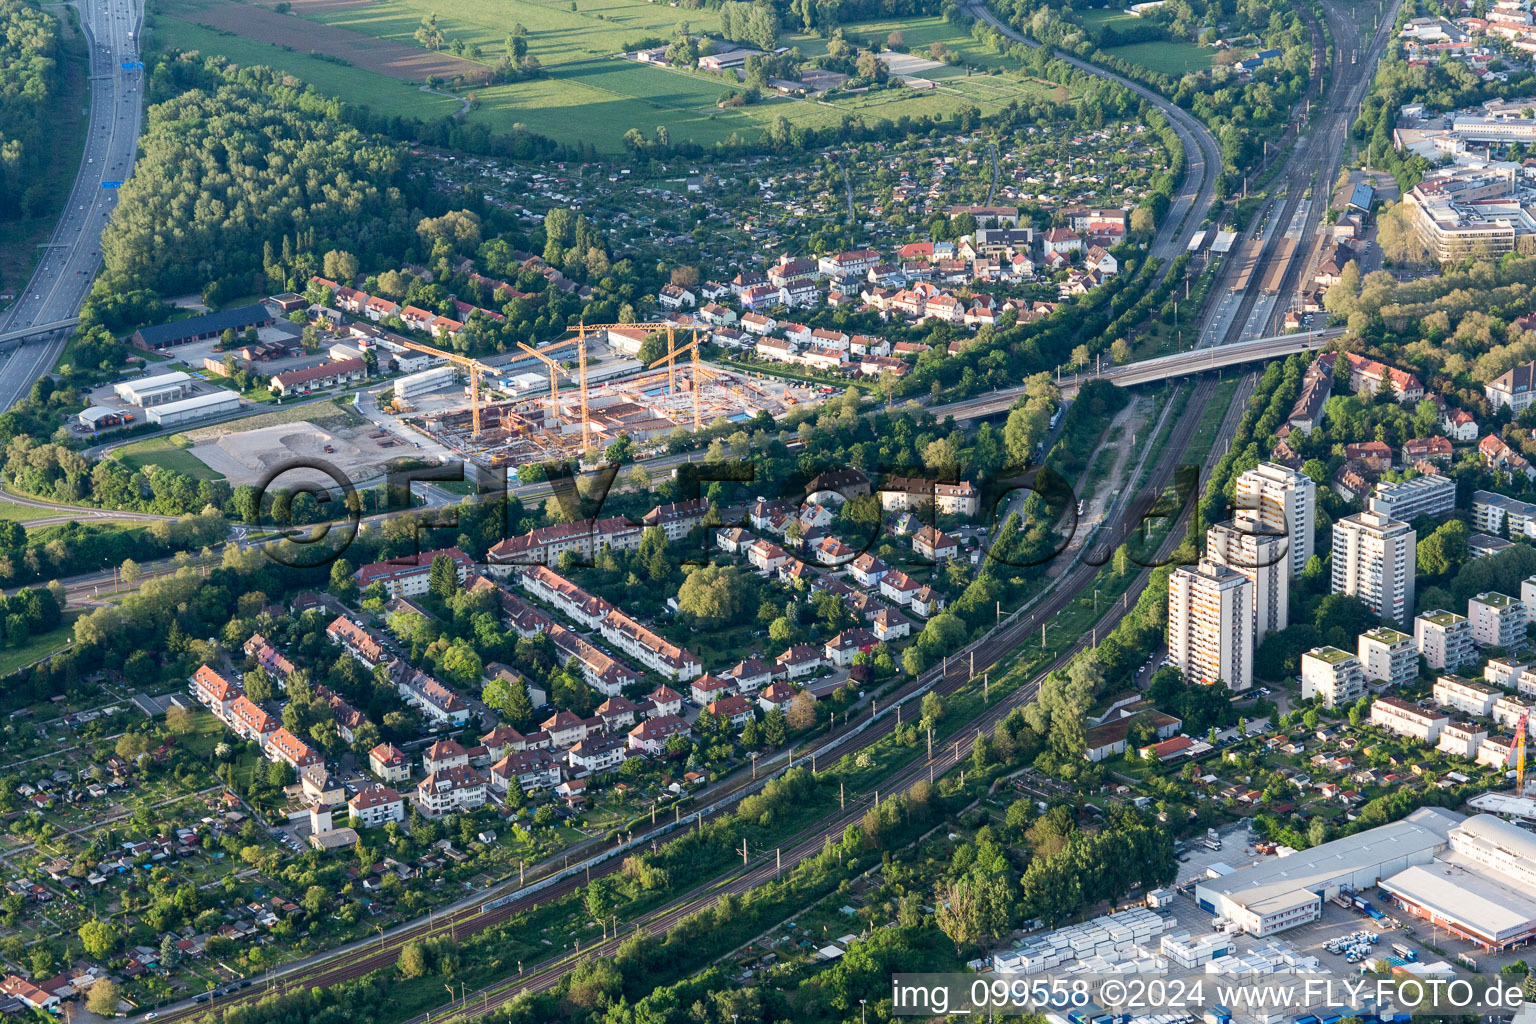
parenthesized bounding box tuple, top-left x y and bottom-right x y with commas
(0, 0, 144, 410)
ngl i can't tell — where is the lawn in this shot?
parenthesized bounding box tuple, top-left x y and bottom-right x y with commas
(0, 613, 81, 678)
(148, 15, 464, 121)
(1104, 38, 1213, 75)
(111, 435, 225, 480)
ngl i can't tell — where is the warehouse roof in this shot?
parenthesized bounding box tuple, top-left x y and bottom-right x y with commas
(1382, 863, 1536, 944)
(148, 391, 240, 415)
(1197, 808, 1462, 913)
(120, 371, 191, 392)
(134, 304, 271, 346)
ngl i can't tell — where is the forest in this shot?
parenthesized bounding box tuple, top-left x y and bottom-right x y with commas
(0, 0, 65, 222)
(99, 58, 428, 297)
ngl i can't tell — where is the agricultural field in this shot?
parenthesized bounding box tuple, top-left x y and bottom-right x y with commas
(158, 0, 488, 81)
(146, 15, 464, 120)
(147, 0, 1073, 150)
(253, 0, 724, 69)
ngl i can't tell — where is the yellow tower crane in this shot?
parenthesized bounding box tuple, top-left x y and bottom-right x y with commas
(515, 336, 591, 451)
(646, 331, 728, 432)
(394, 338, 502, 438)
(569, 321, 680, 392)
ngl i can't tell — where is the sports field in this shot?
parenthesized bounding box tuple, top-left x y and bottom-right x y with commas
(149, 16, 464, 119)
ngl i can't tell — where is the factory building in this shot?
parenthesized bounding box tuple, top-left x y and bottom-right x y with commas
(114, 371, 193, 407)
(1194, 808, 1462, 936)
(1381, 815, 1536, 950)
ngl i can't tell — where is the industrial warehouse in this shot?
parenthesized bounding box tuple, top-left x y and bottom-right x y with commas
(1193, 808, 1462, 936)
(1379, 815, 1536, 950)
(1195, 810, 1536, 952)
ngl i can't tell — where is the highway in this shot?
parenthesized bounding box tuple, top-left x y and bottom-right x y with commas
(0, 0, 143, 410)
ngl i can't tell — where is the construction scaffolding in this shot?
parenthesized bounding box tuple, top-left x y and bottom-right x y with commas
(407, 322, 824, 468)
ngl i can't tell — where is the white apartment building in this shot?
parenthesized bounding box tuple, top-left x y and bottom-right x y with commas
(1235, 463, 1316, 576)
(415, 765, 488, 816)
(1415, 609, 1475, 670)
(1523, 576, 1536, 623)
(1358, 627, 1417, 689)
(1301, 647, 1366, 707)
(1167, 558, 1254, 691)
(348, 784, 406, 828)
(1206, 515, 1289, 642)
(1434, 674, 1501, 717)
(1470, 592, 1526, 650)
(1331, 510, 1416, 626)
(1367, 474, 1456, 521)
(1370, 696, 1450, 743)
(1438, 720, 1489, 759)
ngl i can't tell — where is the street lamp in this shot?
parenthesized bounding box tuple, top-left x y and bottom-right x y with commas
(861, 998, 867, 1024)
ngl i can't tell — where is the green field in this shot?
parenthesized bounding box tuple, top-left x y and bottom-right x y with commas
(111, 435, 224, 481)
(1075, 7, 1213, 74)
(148, 16, 463, 120)
(280, 0, 725, 69)
(0, 613, 80, 678)
(148, 0, 1080, 150)
(1104, 38, 1212, 74)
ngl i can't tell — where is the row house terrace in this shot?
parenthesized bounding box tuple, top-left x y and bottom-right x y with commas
(599, 611, 703, 681)
(243, 633, 295, 681)
(518, 565, 614, 629)
(487, 516, 643, 569)
(641, 497, 710, 540)
(326, 616, 388, 668)
(547, 623, 642, 695)
(192, 665, 240, 719)
(396, 667, 471, 727)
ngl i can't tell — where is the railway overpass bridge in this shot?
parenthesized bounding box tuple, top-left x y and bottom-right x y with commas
(934, 327, 1344, 421)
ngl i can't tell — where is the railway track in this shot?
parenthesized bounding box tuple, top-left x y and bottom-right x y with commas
(161, 366, 1235, 1024)
(405, 376, 1230, 1020)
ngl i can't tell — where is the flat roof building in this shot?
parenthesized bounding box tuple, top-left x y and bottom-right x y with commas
(114, 371, 192, 407)
(1195, 808, 1462, 936)
(1415, 609, 1475, 670)
(145, 390, 241, 427)
(1382, 815, 1536, 950)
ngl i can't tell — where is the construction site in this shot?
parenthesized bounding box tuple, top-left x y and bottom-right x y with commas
(392, 325, 828, 467)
